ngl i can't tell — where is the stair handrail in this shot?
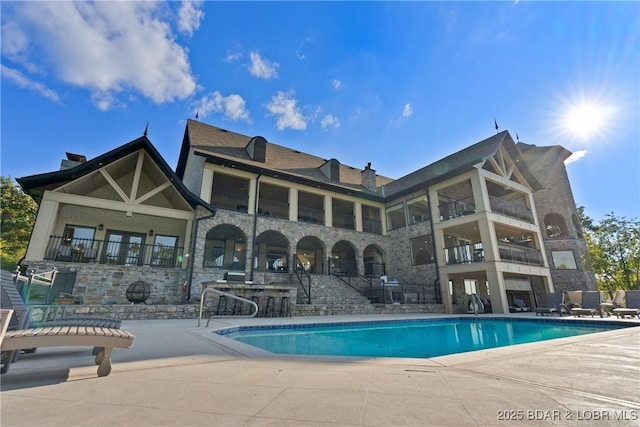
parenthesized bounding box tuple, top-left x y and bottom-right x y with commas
(198, 287, 258, 327)
(294, 255, 311, 304)
(328, 258, 374, 301)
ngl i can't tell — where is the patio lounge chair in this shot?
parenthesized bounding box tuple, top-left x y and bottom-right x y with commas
(612, 290, 640, 319)
(600, 290, 625, 317)
(534, 292, 564, 316)
(1, 270, 121, 330)
(1, 308, 134, 377)
(570, 291, 602, 317)
(1, 270, 134, 377)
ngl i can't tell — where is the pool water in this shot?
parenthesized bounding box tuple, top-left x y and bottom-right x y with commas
(222, 318, 627, 359)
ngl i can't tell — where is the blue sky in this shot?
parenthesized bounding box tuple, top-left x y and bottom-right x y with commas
(1, 1, 638, 222)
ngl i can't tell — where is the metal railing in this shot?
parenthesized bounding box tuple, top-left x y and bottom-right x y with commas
(438, 198, 476, 221)
(198, 287, 258, 326)
(203, 247, 246, 270)
(298, 207, 324, 225)
(498, 243, 544, 266)
(294, 255, 311, 304)
(211, 189, 249, 213)
(257, 199, 289, 219)
(333, 212, 355, 230)
(363, 218, 382, 234)
(489, 196, 534, 223)
(444, 243, 485, 265)
(254, 253, 288, 272)
(45, 236, 184, 267)
(329, 258, 375, 300)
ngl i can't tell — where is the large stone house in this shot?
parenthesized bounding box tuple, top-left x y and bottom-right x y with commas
(16, 119, 596, 314)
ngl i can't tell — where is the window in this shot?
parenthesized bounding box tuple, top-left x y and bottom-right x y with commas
(103, 231, 146, 266)
(151, 235, 178, 267)
(386, 203, 406, 230)
(551, 250, 577, 269)
(407, 196, 429, 225)
(57, 225, 97, 261)
(410, 235, 434, 265)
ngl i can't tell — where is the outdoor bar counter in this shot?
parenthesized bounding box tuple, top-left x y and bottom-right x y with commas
(201, 280, 297, 317)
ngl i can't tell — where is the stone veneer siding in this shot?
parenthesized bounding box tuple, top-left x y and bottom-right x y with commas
(189, 207, 391, 299)
(24, 261, 187, 305)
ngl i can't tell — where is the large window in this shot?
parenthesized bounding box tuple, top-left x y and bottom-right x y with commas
(386, 203, 406, 230)
(407, 196, 429, 225)
(103, 231, 146, 266)
(57, 225, 97, 261)
(551, 250, 577, 269)
(151, 235, 178, 267)
(410, 235, 434, 265)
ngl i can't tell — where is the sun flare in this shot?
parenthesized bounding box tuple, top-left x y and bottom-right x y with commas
(561, 101, 611, 141)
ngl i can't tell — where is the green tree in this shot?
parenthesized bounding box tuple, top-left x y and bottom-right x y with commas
(580, 208, 640, 291)
(1, 176, 38, 270)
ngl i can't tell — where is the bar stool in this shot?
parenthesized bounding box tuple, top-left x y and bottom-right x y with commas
(265, 296, 276, 318)
(279, 296, 291, 317)
(251, 295, 263, 317)
(216, 296, 229, 315)
(231, 298, 243, 315)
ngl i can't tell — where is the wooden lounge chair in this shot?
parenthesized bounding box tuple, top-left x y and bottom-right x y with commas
(2, 269, 121, 330)
(613, 290, 640, 319)
(1, 308, 134, 377)
(534, 292, 566, 316)
(570, 291, 603, 317)
(1, 270, 134, 377)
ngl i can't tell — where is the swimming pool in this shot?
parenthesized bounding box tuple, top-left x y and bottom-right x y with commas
(219, 317, 631, 359)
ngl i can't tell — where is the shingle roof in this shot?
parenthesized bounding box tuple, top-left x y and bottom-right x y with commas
(17, 135, 214, 211)
(380, 131, 543, 196)
(183, 119, 394, 195)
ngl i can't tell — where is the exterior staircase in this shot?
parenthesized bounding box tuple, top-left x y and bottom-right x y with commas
(293, 274, 442, 316)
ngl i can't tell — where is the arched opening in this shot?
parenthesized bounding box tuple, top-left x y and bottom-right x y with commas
(254, 230, 289, 272)
(203, 224, 247, 270)
(296, 236, 325, 274)
(572, 214, 583, 239)
(363, 244, 385, 277)
(331, 240, 357, 276)
(544, 213, 568, 238)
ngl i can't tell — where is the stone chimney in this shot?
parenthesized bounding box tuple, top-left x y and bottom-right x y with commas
(60, 152, 87, 170)
(361, 162, 377, 191)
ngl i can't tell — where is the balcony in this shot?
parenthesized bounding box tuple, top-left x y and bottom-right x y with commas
(211, 189, 249, 213)
(498, 243, 544, 266)
(333, 212, 355, 230)
(45, 236, 184, 267)
(439, 199, 476, 221)
(363, 218, 382, 234)
(298, 206, 324, 225)
(444, 243, 484, 265)
(489, 196, 534, 223)
(257, 199, 289, 219)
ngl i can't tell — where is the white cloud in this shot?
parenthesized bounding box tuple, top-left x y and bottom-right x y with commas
(194, 91, 250, 122)
(321, 114, 341, 130)
(332, 79, 342, 89)
(225, 52, 243, 63)
(266, 91, 308, 130)
(564, 150, 587, 165)
(402, 103, 413, 117)
(177, 1, 205, 37)
(1, 2, 197, 109)
(248, 51, 279, 79)
(1, 65, 60, 103)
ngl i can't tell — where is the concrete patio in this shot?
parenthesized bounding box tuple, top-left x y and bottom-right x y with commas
(1, 314, 639, 426)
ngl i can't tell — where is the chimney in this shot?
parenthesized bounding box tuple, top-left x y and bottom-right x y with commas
(60, 152, 87, 170)
(361, 162, 377, 191)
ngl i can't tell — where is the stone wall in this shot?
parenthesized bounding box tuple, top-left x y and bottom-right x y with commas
(24, 261, 187, 305)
